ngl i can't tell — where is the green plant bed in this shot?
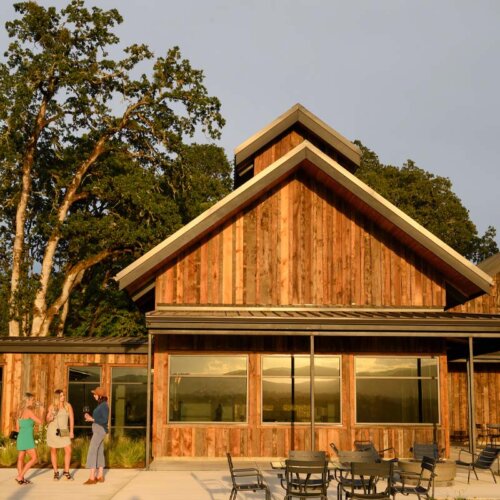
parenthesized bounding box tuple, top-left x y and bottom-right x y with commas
(0, 434, 145, 468)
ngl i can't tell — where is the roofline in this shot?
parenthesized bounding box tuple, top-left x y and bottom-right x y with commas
(234, 103, 361, 166)
(0, 337, 148, 354)
(116, 141, 492, 295)
(305, 145, 493, 294)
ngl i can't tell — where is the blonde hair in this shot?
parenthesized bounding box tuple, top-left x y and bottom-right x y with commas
(18, 392, 35, 418)
(52, 389, 68, 412)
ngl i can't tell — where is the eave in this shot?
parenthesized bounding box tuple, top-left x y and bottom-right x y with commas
(234, 103, 361, 167)
(116, 141, 492, 300)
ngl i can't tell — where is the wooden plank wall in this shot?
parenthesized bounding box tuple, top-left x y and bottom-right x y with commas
(448, 363, 500, 435)
(156, 171, 446, 308)
(449, 272, 500, 314)
(152, 335, 449, 458)
(0, 352, 147, 436)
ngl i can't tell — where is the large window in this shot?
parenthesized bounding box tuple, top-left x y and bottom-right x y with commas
(355, 357, 439, 424)
(169, 355, 247, 423)
(111, 367, 148, 438)
(262, 355, 341, 423)
(67, 366, 102, 434)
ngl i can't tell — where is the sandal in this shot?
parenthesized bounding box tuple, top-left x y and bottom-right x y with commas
(22, 479, 32, 484)
(14, 478, 25, 485)
(63, 471, 73, 480)
(53, 471, 60, 480)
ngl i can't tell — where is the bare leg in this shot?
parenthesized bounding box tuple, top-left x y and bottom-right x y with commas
(20, 448, 37, 480)
(50, 447, 58, 471)
(16, 450, 26, 480)
(64, 444, 72, 472)
(97, 466, 104, 480)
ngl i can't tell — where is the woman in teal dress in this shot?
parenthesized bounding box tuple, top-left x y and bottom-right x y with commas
(15, 392, 44, 485)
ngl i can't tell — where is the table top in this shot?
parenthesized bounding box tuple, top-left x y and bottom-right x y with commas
(487, 423, 500, 429)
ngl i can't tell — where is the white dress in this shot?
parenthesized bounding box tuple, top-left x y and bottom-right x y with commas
(46, 405, 71, 448)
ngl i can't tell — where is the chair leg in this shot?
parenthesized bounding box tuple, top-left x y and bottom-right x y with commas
(491, 469, 497, 484)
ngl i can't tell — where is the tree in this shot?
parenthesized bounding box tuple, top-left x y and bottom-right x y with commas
(354, 141, 498, 263)
(0, 0, 225, 336)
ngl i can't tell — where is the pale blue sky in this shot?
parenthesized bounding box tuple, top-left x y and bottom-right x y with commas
(2, 0, 499, 244)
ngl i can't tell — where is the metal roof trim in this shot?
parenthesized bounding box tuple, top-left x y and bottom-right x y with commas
(234, 103, 361, 166)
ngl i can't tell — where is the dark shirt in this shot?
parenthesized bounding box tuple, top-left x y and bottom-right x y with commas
(93, 402, 109, 433)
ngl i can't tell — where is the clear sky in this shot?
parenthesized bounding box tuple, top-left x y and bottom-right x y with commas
(1, 0, 499, 244)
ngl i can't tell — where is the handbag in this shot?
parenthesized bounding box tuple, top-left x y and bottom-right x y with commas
(56, 428, 70, 437)
(9, 431, 19, 440)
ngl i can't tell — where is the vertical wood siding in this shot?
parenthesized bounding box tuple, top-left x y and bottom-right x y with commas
(0, 352, 146, 436)
(155, 171, 446, 308)
(151, 335, 451, 458)
(449, 272, 500, 314)
(448, 364, 500, 437)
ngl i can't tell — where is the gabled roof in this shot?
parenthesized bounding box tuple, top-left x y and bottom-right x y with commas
(234, 103, 361, 167)
(478, 252, 500, 277)
(116, 141, 492, 299)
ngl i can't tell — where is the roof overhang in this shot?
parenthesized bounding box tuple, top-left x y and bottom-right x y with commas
(147, 306, 500, 339)
(234, 103, 361, 167)
(116, 141, 492, 299)
(0, 336, 148, 354)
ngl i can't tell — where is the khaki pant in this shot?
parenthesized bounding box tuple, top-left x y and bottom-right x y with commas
(86, 423, 106, 469)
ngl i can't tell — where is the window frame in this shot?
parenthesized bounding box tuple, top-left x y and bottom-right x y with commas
(66, 364, 103, 432)
(110, 365, 148, 437)
(167, 354, 249, 425)
(260, 354, 342, 425)
(354, 355, 440, 425)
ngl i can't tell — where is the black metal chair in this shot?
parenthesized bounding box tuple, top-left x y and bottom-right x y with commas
(289, 450, 327, 461)
(354, 440, 397, 462)
(226, 452, 270, 500)
(341, 461, 394, 500)
(409, 442, 444, 461)
(279, 457, 331, 499)
(391, 455, 437, 500)
(455, 445, 500, 483)
(335, 449, 378, 500)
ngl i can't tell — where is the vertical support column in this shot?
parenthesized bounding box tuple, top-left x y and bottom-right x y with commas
(466, 336, 476, 455)
(310, 334, 315, 451)
(145, 332, 152, 469)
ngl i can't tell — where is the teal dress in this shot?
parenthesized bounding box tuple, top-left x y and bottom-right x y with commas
(17, 418, 35, 451)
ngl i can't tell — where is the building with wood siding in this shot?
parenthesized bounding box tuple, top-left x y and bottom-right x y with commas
(0, 337, 148, 439)
(115, 104, 500, 459)
(2, 105, 499, 460)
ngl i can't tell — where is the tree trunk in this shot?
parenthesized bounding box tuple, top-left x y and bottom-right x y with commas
(31, 138, 107, 336)
(8, 94, 51, 336)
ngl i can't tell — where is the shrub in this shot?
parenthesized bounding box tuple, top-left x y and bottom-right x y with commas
(0, 441, 18, 466)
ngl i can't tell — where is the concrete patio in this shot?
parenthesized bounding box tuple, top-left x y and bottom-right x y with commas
(0, 456, 498, 500)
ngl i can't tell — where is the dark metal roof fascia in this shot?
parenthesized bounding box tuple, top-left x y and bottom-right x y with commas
(0, 338, 148, 354)
(146, 316, 500, 338)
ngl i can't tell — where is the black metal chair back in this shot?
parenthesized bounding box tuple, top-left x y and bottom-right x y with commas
(391, 455, 436, 500)
(338, 449, 377, 465)
(354, 440, 397, 462)
(226, 452, 270, 500)
(411, 442, 441, 460)
(282, 458, 330, 499)
(475, 445, 500, 470)
(289, 450, 327, 461)
(347, 461, 394, 499)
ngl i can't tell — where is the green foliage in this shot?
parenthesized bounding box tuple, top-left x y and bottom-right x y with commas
(354, 141, 498, 263)
(0, 440, 18, 466)
(0, 0, 229, 336)
(106, 436, 145, 468)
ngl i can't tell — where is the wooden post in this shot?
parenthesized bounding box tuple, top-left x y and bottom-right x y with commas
(467, 336, 476, 455)
(310, 334, 315, 451)
(145, 332, 152, 469)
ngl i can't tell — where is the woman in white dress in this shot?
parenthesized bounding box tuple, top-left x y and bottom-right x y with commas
(46, 389, 74, 480)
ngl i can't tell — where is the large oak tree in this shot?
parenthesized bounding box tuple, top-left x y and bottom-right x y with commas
(0, 1, 227, 336)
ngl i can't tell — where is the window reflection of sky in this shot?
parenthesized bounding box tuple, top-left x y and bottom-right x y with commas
(356, 357, 437, 377)
(170, 356, 247, 376)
